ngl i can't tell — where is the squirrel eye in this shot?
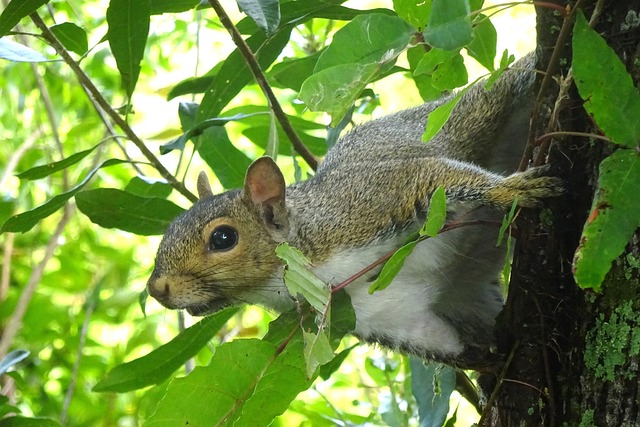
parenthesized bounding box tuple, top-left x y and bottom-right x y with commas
(209, 225, 238, 251)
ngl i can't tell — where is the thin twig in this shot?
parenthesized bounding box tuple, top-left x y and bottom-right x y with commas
(29, 12, 197, 202)
(206, 0, 319, 171)
(519, 0, 584, 171)
(0, 205, 74, 360)
(60, 282, 98, 425)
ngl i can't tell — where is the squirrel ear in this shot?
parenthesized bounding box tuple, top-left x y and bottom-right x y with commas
(244, 157, 289, 238)
(197, 171, 214, 200)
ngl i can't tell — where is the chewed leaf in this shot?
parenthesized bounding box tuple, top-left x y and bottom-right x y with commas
(573, 149, 640, 290)
(276, 243, 330, 313)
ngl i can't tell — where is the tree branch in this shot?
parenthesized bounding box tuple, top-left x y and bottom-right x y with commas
(206, 0, 319, 171)
(29, 13, 198, 203)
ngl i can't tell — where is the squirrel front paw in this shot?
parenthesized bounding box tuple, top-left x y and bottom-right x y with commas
(488, 166, 564, 209)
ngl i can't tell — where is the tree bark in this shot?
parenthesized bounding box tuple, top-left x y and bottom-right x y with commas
(488, 1, 640, 425)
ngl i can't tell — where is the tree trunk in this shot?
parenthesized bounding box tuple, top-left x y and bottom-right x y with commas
(488, 1, 640, 425)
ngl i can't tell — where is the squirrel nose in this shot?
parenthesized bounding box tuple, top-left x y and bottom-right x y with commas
(147, 274, 171, 304)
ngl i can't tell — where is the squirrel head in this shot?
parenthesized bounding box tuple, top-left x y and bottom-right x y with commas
(147, 157, 294, 315)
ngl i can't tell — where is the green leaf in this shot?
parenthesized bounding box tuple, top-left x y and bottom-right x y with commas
(106, 0, 151, 98)
(150, 0, 198, 14)
(0, 38, 48, 62)
(573, 149, 640, 290)
(197, 127, 253, 190)
(276, 243, 330, 314)
(431, 52, 468, 91)
(423, 0, 472, 51)
(162, 111, 268, 153)
(483, 49, 514, 90)
(422, 186, 446, 237)
(237, 0, 280, 35)
(407, 46, 444, 101)
(144, 337, 312, 426)
(0, 0, 49, 37)
(269, 53, 320, 91)
(303, 330, 334, 378)
(16, 143, 102, 180)
(125, 176, 173, 198)
(497, 196, 518, 246)
(93, 309, 238, 393)
(410, 359, 456, 427)
(466, 14, 496, 71)
(50, 22, 88, 55)
(573, 11, 640, 148)
(196, 28, 292, 122)
(0, 417, 61, 427)
(393, 0, 431, 29)
(299, 62, 379, 126)
(0, 350, 29, 376)
(314, 13, 414, 72)
(368, 240, 419, 294)
(413, 48, 458, 76)
(1, 159, 127, 234)
(422, 88, 467, 142)
(167, 74, 215, 100)
(76, 188, 185, 235)
(319, 344, 357, 380)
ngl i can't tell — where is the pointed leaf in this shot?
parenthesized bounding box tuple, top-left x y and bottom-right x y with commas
(0, 350, 29, 376)
(76, 188, 185, 235)
(125, 176, 172, 198)
(0, 38, 48, 62)
(16, 143, 102, 180)
(303, 330, 334, 378)
(410, 358, 456, 427)
(573, 12, 640, 148)
(573, 149, 640, 290)
(1, 159, 128, 233)
(50, 22, 87, 55)
(369, 240, 419, 294)
(93, 309, 238, 392)
(0, 0, 49, 37)
(237, 0, 280, 35)
(466, 14, 496, 71)
(422, 186, 446, 237)
(106, 0, 151, 98)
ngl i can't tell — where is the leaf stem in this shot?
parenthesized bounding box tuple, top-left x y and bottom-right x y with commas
(29, 13, 198, 202)
(206, 0, 319, 171)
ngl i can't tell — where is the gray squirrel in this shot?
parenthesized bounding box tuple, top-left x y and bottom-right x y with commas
(147, 54, 562, 369)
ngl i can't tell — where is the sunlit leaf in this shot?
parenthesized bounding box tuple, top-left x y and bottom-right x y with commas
(93, 309, 238, 393)
(197, 127, 253, 190)
(0, 350, 29, 376)
(106, 0, 151, 98)
(0, 38, 48, 62)
(466, 14, 496, 71)
(314, 13, 414, 72)
(125, 176, 173, 198)
(150, 0, 198, 14)
(368, 240, 418, 294)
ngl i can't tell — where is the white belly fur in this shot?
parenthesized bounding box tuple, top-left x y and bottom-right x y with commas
(313, 235, 467, 357)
